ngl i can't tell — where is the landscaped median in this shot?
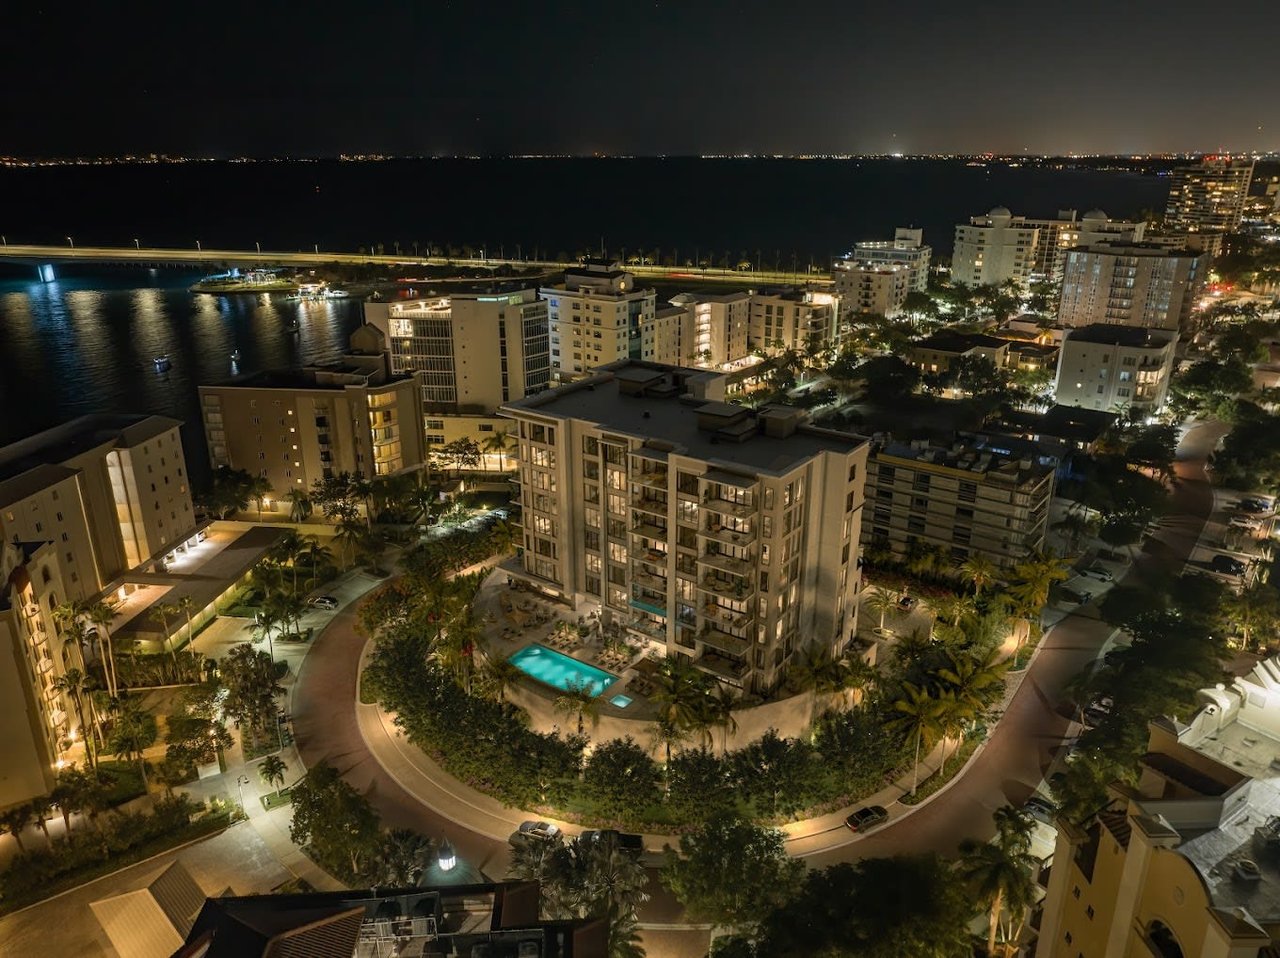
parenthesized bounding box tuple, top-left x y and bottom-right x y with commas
(0, 795, 232, 917)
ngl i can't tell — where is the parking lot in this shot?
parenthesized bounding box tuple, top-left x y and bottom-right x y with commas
(1181, 489, 1275, 592)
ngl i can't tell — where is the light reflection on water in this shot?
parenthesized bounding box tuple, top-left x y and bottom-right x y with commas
(0, 269, 364, 484)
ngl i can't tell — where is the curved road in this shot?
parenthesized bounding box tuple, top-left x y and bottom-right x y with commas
(293, 422, 1223, 948)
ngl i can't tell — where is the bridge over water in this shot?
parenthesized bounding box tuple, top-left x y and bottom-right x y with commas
(0, 243, 830, 287)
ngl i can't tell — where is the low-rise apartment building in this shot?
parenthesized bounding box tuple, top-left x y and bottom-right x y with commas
(1053, 324, 1178, 415)
(830, 261, 913, 318)
(541, 262, 656, 380)
(200, 347, 427, 502)
(952, 207, 1040, 287)
(847, 227, 932, 292)
(907, 332, 1011, 375)
(1036, 656, 1280, 957)
(748, 288, 841, 353)
(501, 361, 869, 695)
(862, 438, 1054, 568)
(668, 290, 752, 367)
(0, 414, 196, 596)
(364, 289, 551, 450)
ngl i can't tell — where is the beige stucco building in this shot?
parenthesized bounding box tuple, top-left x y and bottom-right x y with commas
(1164, 155, 1255, 235)
(748, 288, 841, 353)
(952, 207, 1041, 287)
(1053, 324, 1178, 416)
(1036, 656, 1280, 957)
(862, 437, 1054, 568)
(1057, 242, 1205, 332)
(847, 227, 932, 292)
(831, 260, 913, 318)
(668, 290, 753, 367)
(541, 262, 656, 380)
(200, 348, 426, 503)
(501, 361, 869, 696)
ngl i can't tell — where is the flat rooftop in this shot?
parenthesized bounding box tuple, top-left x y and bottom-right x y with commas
(503, 363, 865, 475)
(912, 331, 1009, 352)
(0, 414, 181, 484)
(875, 437, 1053, 484)
(203, 363, 409, 392)
(1065, 324, 1177, 348)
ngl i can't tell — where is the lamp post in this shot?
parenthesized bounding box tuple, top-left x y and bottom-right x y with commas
(133, 238, 140, 250)
(196, 240, 202, 253)
(236, 774, 250, 818)
(255, 241, 261, 255)
(66, 236, 74, 249)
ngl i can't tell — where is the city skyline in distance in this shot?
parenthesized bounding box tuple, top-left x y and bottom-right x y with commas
(4, 0, 1279, 158)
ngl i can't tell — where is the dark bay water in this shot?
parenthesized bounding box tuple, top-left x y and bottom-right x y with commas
(0, 158, 1172, 484)
(0, 269, 364, 482)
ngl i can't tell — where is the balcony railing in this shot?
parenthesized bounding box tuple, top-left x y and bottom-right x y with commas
(700, 524, 756, 546)
(694, 651, 752, 683)
(699, 576, 753, 600)
(699, 625, 751, 656)
(631, 494, 668, 516)
(630, 517, 667, 540)
(702, 496, 754, 519)
(632, 470, 668, 489)
(625, 615, 667, 640)
(699, 552, 752, 575)
(702, 603, 752, 631)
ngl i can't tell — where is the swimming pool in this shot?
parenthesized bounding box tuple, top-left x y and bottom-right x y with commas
(509, 644, 618, 697)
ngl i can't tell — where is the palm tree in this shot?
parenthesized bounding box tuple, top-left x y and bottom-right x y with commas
(271, 529, 307, 593)
(335, 515, 365, 572)
(176, 596, 198, 660)
(887, 681, 945, 796)
(705, 683, 739, 752)
(481, 655, 522, 703)
(576, 829, 651, 925)
(481, 430, 513, 471)
(376, 828, 433, 886)
(936, 648, 1009, 732)
(151, 601, 182, 673)
(85, 601, 120, 698)
(649, 718, 690, 768)
(258, 754, 288, 796)
(957, 816, 1038, 957)
(650, 660, 708, 733)
(1008, 551, 1071, 615)
(960, 555, 998, 597)
(28, 798, 52, 843)
(554, 677, 602, 736)
(864, 586, 899, 634)
(284, 488, 312, 522)
(107, 702, 157, 791)
(0, 804, 33, 854)
(53, 668, 96, 768)
(930, 594, 977, 630)
(253, 607, 281, 662)
(248, 475, 273, 520)
(489, 519, 518, 557)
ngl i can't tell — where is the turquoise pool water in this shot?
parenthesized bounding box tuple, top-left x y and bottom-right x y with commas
(510, 644, 618, 696)
(609, 694, 633, 709)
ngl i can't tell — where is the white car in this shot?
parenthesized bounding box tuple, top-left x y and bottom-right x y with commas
(308, 595, 340, 610)
(1229, 516, 1262, 532)
(1081, 565, 1113, 582)
(511, 821, 560, 846)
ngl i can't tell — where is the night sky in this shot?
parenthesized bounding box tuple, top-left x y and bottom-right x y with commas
(7, 0, 1279, 157)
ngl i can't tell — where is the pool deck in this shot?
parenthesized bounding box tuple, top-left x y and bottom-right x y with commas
(473, 569, 659, 720)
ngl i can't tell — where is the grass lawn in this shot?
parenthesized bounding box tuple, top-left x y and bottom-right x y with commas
(242, 734, 282, 763)
(97, 760, 147, 806)
(261, 786, 293, 811)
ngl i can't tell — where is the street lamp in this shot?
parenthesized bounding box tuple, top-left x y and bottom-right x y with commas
(66, 236, 74, 249)
(196, 240, 202, 252)
(134, 238, 140, 250)
(236, 774, 250, 818)
(255, 241, 261, 254)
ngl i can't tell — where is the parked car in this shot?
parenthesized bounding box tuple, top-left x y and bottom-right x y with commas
(1081, 564, 1114, 582)
(308, 595, 339, 610)
(844, 805, 889, 832)
(510, 821, 560, 846)
(896, 595, 918, 613)
(1238, 497, 1272, 514)
(1229, 516, 1263, 531)
(1057, 587, 1089, 605)
(1210, 554, 1247, 576)
(1022, 794, 1057, 825)
(580, 829, 644, 853)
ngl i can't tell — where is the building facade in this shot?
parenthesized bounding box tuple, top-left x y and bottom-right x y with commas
(1023, 209, 1146, 281)
(1164, 155, 1255, 235)
(862, 438, 1054, 568)
(1053, 324, 1177, 416)
(501, 362, 869, 695)
(748, 288, 841, 353)
(200, 356, 426, 501)
(831, 261, 913, 318)
(1036, 657, 1280, 957)
(951, 207, 1040, 287)
(907, 332, 1011, 375)
(848, 227, 932, 291)
(668, 290, 752, 367)
(1056, 242, 1205, 332)
(0, 415, 196, 597)
(541, 262, 656, 380)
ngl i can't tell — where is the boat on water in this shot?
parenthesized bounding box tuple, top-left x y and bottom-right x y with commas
(283, 282, 348, 302)
(190, 268, 298, 294)
(153, 355, 172, 372)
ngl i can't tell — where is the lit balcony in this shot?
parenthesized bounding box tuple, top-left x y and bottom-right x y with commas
(630, 516, 667, 541)
(701, 496, 754, 520)
(632, 470, 668, 489)
(702, 603, 752, 631)
(631, 494, 668, 516)
(631, 566, 667, 592)
(699, 575, 753, 600)
(49, 709, 67, 730)
(36, 656, 54, 675)
(625, 615, 667, 640)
